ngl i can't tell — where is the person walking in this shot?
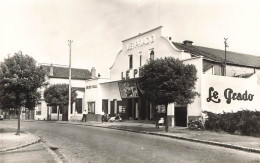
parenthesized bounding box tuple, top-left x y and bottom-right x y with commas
(74, 109, 78, 122)
(101, 110, 105, 123)
(82, 110, 87, 122)
(155, 109, 160, 129)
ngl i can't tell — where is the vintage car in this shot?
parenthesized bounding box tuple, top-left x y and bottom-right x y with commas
(108, 114, 122, 122)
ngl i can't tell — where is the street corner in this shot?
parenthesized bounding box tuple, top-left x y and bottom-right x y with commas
(0, 128, 41, 152)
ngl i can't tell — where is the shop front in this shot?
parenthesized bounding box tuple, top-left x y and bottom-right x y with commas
(98, 79, 155, 121)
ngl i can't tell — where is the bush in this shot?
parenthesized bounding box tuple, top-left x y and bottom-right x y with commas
(188, 118, 204, 130)
(204, 110, 260, 137)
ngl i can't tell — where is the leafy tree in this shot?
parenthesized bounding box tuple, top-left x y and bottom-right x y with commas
(0, 52, 46, 135)
(44, 84, 77, 121)
(139, 57, 198, 132)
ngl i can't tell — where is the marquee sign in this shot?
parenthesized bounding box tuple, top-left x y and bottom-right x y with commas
(126, 35, 155, 51)
(206, 87, 254, 104)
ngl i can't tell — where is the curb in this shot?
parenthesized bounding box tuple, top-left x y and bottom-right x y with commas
(49, 121, 260, 154)
(40, 142, 63, 163)
(0, 132, 42, 153)
(0, 131, 64, 163)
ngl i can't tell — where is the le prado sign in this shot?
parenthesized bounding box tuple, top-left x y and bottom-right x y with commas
(126, 35, 155, 51)
(206, 87, 254, 104)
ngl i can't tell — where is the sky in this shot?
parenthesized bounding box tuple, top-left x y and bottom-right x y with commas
(1, 0, 260, 78)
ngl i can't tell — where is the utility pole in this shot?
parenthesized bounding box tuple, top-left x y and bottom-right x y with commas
(224, 38, 229, 76)
(68, 40, 73, 121)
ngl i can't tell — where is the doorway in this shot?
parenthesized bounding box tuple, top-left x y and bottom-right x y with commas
(102, 99, 108, 114)
(174, 106, 187, 127)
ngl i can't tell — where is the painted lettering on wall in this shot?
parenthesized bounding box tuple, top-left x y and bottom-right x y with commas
(126, 35, 155, 51)
(121, 69, 139, 80)
(86, 85, 97, 89)
(206, 87, 254, 104)
(206, 87, 221, 103)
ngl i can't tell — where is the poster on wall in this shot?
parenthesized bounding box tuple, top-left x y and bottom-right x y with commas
(118, 81, 139, 98)
(118, 105, 126, 113)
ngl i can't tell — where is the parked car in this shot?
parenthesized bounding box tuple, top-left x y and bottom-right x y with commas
(0, 114, 4, 120)
(108, 114, 122, 122)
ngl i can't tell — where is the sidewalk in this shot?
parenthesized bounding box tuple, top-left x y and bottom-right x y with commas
(53, 120, 260, 154)
(0, 128, 41, 152)
(0, 127, 61, 163)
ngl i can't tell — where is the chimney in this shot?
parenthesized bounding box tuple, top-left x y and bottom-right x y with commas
(91, 67, 96, 78)
(169, 37, 172, 40)
(183, 40, 193, 46)
(49, 64, 53, 76)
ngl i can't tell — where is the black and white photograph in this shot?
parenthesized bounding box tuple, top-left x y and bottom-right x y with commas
(0, 0, 260, 162)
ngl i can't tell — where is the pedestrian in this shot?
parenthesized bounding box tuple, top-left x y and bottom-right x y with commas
(82, 110, 87, 122)
(74, 109, 78, 122)
(101, 110, 105, 123)
(155, 109, 160, 129)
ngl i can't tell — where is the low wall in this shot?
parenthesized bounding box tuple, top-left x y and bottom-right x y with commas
(86, 114, 102, 122)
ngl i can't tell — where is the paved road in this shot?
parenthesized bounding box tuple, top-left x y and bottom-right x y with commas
(2, 120, 260, 163)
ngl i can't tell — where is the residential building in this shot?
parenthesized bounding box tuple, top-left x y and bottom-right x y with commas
(34, 64, 92, 121)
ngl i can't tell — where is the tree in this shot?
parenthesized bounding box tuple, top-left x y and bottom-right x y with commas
(44, 84, 77, 121)
(139, 57, 198, 132)
(0, 52, 46, 135)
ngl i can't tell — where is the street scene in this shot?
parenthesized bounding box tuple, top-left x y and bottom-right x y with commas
(1, 120, 260, 163)
(1, 0, 260, 163)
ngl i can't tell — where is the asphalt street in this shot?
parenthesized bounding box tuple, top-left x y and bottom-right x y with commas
(2, 120, 260, 163)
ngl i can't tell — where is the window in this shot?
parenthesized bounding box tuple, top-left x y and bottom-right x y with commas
(52, 106, 57, 113)
(36, 103, 41, 115)
(129, 55, 133, 69)
(88, 102, 95, 114)
(150, 50, 154, 60)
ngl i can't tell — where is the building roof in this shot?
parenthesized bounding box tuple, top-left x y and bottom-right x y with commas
(173, 42, 260, 68)
(122, 26, 162, 42)
(41, 65, 91, 80)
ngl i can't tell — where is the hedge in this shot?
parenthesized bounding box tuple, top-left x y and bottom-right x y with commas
(204, 110, 260, 137)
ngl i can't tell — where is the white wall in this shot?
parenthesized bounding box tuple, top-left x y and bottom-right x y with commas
(85, 79, 102, 114)
(182, 57, 203, 117)
(202, 74, 260, 113)
(226, 64, 255, 77)
(100, 81, 122, 100)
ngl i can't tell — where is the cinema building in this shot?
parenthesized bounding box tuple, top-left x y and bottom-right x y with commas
(85, 26, 260, 126)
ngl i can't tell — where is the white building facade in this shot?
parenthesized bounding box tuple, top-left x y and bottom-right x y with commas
(84, 26, 260, 126)
(34, 64, 92, 121)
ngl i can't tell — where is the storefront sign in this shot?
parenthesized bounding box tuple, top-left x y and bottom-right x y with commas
(206, 87, 254, 104)
(126, 35, 155, 51)
(121, 69, 139, 80)
(86, 85, 97, 89)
